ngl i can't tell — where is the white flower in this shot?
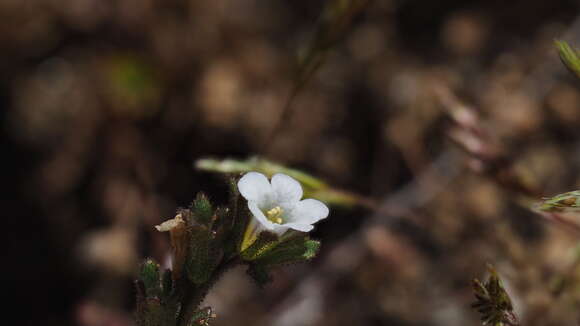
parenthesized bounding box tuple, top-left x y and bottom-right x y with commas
(238, 172, 329, 249)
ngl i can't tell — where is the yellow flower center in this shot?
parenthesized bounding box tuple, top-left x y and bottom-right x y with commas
(266, 206, 284, 224)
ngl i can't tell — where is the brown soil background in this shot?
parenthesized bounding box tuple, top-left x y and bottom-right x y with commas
(3, 1, 580, 325)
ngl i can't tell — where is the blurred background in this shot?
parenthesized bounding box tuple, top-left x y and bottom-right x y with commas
(3, 0, 580, 325)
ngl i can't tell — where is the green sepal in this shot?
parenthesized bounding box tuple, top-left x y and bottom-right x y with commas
(240, 231, 279, 261)
(139, 258, 161, 298)
(186, 227, 221, 285)
(191, 193, 213, 226)
(247, 263, 273, 287)
(253, 236, 320, 267)
(556, 41, 580, 80)
(189, 307, 215, 326)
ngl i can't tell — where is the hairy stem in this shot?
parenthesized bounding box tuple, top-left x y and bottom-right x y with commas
(176, 258, 240, 326)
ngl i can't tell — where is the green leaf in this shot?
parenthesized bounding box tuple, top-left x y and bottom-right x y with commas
(192, 193, 213, 226)
(196, 157, 326, 189)
(186, 227, 221, 285)
(247, 263, 273, 287)
(240, 231, 280, 261)
(196, 157, 360, 207)
(535, 190, 580, 212)
(243, 234, 321, 287)
(531, 190, 580, 232)
(140, 259, 161, 298)
(556, 40, 580, 80)
(471, 264, 519, 326)
(254, 235, 320, 267)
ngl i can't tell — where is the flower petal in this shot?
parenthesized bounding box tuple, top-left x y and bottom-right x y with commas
(287, 199, 329, 224)
(248, 201, 275, 231)
(271, 173, 303, 203)
(284, 223, 314, 232)
(271, 223, 291, 235)
(238, 172, 272, 204)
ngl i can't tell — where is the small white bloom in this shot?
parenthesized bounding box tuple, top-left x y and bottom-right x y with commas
(238, 172, 329, 250)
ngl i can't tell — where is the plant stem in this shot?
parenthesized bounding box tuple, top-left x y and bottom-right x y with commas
(176, 258, 240, 326)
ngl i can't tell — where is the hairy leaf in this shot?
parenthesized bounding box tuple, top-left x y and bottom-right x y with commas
(186, 227, 221, 285)
(191, 193, 213, 226)
(254, 235, 320, 267)
(140, 259, 162, 298)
